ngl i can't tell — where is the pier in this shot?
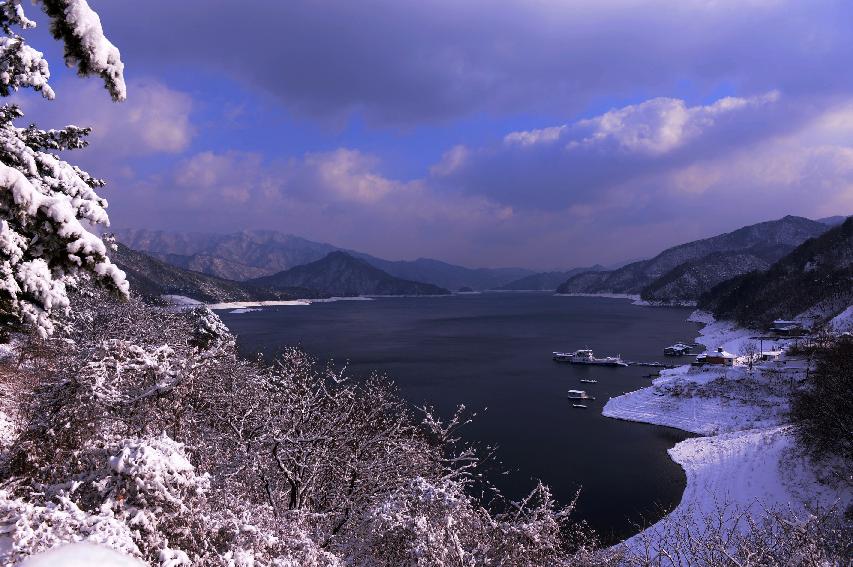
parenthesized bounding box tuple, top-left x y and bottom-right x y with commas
(626, 361, 678, 369)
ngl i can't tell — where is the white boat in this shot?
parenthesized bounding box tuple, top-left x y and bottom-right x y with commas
(567, 389, 595, 400)
(664, 343, 693, 356)
(579, 379, 598, 384)
(572, 404, 588, 408)
(553, 349, 627, 367)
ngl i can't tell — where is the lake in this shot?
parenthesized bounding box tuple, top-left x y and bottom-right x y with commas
(217, 292, 701, 542)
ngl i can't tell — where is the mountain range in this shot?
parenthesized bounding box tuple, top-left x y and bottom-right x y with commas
(250, 252, 450, 297)
(107, 243, 311, 303)
(114, 229, 534, 290)
(557, 215, 835, 302)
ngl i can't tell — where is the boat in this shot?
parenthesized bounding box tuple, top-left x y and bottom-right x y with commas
(579, 379, 597, 384)
(664, 343, 693, 356)
(553, 349, 627, 367)
(567, 389, 595, 400)
(572, 404, 588, 408)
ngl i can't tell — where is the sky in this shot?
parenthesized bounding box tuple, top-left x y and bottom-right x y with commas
(13, 0, 853, 269)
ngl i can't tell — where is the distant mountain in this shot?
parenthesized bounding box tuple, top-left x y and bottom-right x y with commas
(498, 266, 605, 291)
(354, 256, 533, 291)
(114, 229, 532, 290)
(114, 229, 339, 281)
(249, 252, 450, 297)
(108, 243, 314, 303)
(817, 215, 847, 227)
(699, 217, 853, 328)
(557, 216, 831, 300)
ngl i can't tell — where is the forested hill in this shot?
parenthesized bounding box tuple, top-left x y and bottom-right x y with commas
(557, 215, 831, 300)
(108, 243, 314, 303)
(249, 251, 451, 296)
(699, 217, 853, 328)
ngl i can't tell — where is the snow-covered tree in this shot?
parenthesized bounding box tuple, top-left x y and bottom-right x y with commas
(0, 0, 127, 337)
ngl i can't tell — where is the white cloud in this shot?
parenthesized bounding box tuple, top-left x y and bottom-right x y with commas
(14, 78, 194, 156)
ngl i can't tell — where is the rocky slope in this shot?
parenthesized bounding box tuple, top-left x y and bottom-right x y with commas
(557, 216, 831, 299)
(114, 229, 532, 289)
(249, 252, 450, 296)
(108, 243, 314, 303)
(699, 217, 853, 328)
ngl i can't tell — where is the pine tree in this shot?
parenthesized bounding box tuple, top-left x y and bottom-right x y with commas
(0, 0, 127, 337)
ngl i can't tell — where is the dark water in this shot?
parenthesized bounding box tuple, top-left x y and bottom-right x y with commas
(217, 292, 700, 542)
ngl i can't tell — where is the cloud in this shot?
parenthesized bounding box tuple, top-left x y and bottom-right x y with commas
(104, 90, 853, 269)
(91, 0, 853, 126)
(14, 78, 194, 157)
(434, 91, 803, 209)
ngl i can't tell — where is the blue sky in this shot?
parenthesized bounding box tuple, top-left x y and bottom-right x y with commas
(14, 0, 853, 269)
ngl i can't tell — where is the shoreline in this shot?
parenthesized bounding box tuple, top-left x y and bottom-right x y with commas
(603, 310, 851, 557)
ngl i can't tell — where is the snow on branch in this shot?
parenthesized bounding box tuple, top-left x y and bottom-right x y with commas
(0, 104, 128, 336)
(37, 0, 126, 101)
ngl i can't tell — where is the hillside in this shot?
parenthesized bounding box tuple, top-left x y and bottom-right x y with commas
(108, 243, 314, 303)
(699, 217, 853, 327)
(497, 266, 604, 291)
(249, 251, 451, 296)
(557, 216, 830, 298)
(639, 245, 792, 303)
(115, 229, 532, 289)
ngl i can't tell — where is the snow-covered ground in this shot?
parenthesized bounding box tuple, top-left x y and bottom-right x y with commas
(605, 308, 852, 560)
(829, 305, 853, 333)
(19, 543, 145, 566)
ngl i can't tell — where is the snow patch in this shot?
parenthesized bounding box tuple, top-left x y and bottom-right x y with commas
(19, 543, 145, 567)
(828, 305, 853, 333)
(160, 294, 203, 307)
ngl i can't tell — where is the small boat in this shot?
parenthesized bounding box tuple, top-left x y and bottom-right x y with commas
(579, 379, 598, 384)
(567, 389, 595, 400)
(664, 343, 693, 356)
(553, 349, 628, 367)
(572, 404, 587, 408)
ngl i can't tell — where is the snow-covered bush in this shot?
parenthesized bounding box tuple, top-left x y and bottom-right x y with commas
(0, 0, 128, 338)
(0, 489, 142, 566)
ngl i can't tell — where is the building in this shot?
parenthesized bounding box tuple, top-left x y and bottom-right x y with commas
(769, 319, 806, 336)
(694, 347, 736, 366)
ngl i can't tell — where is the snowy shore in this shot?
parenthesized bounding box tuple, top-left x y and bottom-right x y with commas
(605, 309, 852, 558)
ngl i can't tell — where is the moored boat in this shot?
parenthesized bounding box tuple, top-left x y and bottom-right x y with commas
(571, 403, 588, 408)
(664, 343, 693, 356)
(567, 389, 595, 400)
(579, 379, 597, 384)
(553, 349, 627, 367)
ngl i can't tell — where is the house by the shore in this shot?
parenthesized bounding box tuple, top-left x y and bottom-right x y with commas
(694, 347, 736, 366)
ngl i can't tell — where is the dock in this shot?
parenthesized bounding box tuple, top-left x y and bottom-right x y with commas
(626, 361, 677, 369)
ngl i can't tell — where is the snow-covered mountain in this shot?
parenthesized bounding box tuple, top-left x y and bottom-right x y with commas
(113, 229, 533, 290)
(699, 217, 853, 327)
(557, 215, 833, 300)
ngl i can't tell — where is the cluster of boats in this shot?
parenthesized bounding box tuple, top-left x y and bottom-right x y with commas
(555, 343, 699, 409)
